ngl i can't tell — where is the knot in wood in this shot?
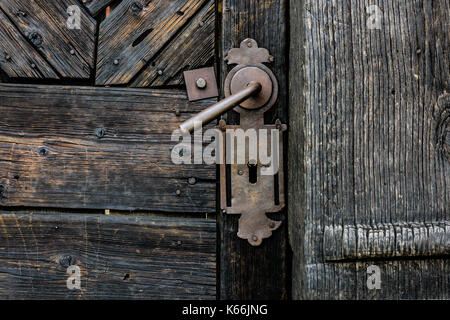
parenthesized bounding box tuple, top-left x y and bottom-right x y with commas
(434, 94, 450, 161)
(130, 2, 143, 13)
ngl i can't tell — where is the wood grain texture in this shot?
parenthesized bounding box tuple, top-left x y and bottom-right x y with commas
(219, 0, 288, 300)
(0, 84, 216, 213)
(0, 212, 216, 300)
(82, 0, 115, 16)
(130, 0, 215, 87)
(0, 9, 59, 79)
(289, 0, 449, 299)
(96, 0, 211, 85)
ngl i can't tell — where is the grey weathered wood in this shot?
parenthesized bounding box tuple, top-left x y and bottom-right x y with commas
(0, 84, 216, 213)
(289, 0, 449, 299)
(96, 0, 211, 85)
(0, 212, 216, 299)
(0, 0, 96, 79)
(219, 0, 288, 300)
(82, 0, 114, 16)
(130, 0, 215, 87)
(0, 9, 59, 79)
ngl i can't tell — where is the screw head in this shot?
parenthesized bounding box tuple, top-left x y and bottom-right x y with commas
(70, 49, 75, 55)
(188, 177, 197, 185)
(157, 70, 163, 76)
(176, 189, 181, 196)
(252, 235, 258, 242)
(113, 59, 119, 65)
(195, 77, 207, 89)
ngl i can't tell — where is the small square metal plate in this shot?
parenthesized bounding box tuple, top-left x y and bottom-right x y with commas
(184, 67, 219, 102)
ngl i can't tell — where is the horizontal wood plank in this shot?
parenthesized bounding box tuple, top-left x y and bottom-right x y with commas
(0, 84, 216, 212)
(0, 212, 216, 299)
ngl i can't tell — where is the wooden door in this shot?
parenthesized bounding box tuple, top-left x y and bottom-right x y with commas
(289, 0, 449, 299)
(0, 0, 289, 299)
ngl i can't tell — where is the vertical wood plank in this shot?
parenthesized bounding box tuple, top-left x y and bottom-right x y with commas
(219, 0, 288, 300)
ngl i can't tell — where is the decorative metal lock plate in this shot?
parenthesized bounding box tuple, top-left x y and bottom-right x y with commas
(181, 39, 286, 246)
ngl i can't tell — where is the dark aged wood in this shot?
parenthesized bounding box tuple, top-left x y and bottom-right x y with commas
(0, 212, 216, 299)
(0, 84, 216, 213)
(0, 0, 96, 79)
(0, 10, 59, 79)
(289, 0, 449, 299)
(219, 0, 288, 300)
(130, 0, 215, 87)
(96, 0, 213, 85)
(82, 0, 115, 16)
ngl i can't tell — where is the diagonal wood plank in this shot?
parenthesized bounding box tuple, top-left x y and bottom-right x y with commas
(130, 0, 215, 87)
(81, 0, 115, 16)
(0, 0, 96, 79)
(96, 0, 210, 85)
(0, 84, 216, 213)
(0, 9, 59, 79)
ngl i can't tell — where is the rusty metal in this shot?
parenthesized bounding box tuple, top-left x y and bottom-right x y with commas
(183, 67, 219, 102)
(181, 39, 286, 246)
(179, 81, 261, 133)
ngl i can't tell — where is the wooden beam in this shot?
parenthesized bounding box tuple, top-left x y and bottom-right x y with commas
(219, 0, 288, 300)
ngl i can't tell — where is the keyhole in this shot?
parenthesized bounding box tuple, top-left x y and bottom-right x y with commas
(248, 160, 258, 184)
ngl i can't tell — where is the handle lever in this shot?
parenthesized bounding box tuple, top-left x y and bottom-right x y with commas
(179, 81, 262, 133)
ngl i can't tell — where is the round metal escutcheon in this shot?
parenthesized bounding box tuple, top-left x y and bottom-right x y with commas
(229, 66, 272, 110)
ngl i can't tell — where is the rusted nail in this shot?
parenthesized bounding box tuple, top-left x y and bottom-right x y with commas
(188, 177, 197, 185)
(219, 120, 227, 131)
(94, 128, 106, 139)
(113, 59, 119, 65)
(176, 189, 181, 196)
(38, 147, 49, 156)
(196, 77, 207, 89)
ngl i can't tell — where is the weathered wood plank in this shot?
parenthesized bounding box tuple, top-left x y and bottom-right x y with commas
(82, 0, 115, 16)
(130, 0, 215, 87)
(0, 84, 216, 213)
(289, 0, 449, 299)
(0, 9, 59, 79)
(0, 212, 216, 299)
(219, 0, 288, 300)
(96, 0, 210, 85)
(0, 0, 96, 78)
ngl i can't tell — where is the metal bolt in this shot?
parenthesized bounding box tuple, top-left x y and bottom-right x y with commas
(113, 59, 119, 65)
(70, 49, 75, 55)
(188, 177, 197, 185)
(195, 77, 207, 89)
(157, 70, 163, 76)
(252, 235, 258, 242)
(176, 189, 181, 196)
